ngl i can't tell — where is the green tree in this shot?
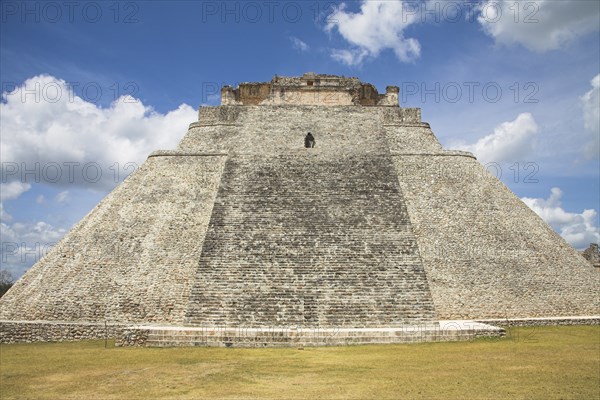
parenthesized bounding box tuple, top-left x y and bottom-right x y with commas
(0, 270, 15, 297)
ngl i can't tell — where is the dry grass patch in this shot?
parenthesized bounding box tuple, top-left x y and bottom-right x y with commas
(0, 325, 598, 399)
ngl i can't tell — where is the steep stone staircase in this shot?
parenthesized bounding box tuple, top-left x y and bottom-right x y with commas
(185, 152, 436, 328)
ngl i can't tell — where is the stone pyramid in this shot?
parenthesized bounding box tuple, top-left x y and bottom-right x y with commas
(1, 73, 598, 344)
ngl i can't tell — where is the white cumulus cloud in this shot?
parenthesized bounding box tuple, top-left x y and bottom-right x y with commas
(55, 190, 70, 204)
(1, 219, 68, 277)
(581, 74, 600, 160)
(325, 0, 421, 65)
(290, 36, 309, 52)
(330, 48, 370, 66)
(453, 113, 539, 163)
(0, 181, 31, 201)
(0, 204, 9, 223)
(477, 0, 600, 52)
(0, 74, 197, 189)
(0, 74, 198, 278)
(0, 182, 32, 222)
(522, 188, 600, 249)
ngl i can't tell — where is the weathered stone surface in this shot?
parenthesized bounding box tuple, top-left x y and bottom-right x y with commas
(181, 105, 422, 154)
(185, 153, 436, 328)
(0, 156, 225, 324)
(476, 316, 600, 327)
(116, 322, 505, 348)
(0, 321, 126, 343)
(582, 243, 600, 268)
(221, 73, 398, 106)
(392, 155, 600, 319)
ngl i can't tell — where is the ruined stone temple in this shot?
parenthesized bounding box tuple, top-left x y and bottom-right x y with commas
(1, 73, 598, 346)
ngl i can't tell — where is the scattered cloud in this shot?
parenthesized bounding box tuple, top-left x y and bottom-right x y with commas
(0, 204, 11, 223)
(581, 74, 600, 160)
(55, 190, 70, 204)
(0, 74, 198, 278)
(0, 182, 31, 222)
(0, 181, 67, 277)
(522, 187, 600, 249)
(452, 113, 539, 163)
(1, 219, 67, 277)
(290, 36, 309, 52)
(477, 0, 600, 52)
(1, 74, 197, 190)
(330, 48, 369, 67)
(325, 0, 421, 65)
(0, 181, 31, 202)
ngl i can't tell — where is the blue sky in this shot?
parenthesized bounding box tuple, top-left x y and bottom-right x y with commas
(1, 0, 599, 278)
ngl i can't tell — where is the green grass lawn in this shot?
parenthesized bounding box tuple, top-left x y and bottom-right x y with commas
(1, 325, 598, 399)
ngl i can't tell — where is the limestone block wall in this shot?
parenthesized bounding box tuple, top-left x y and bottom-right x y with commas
(180, 106, 427, 155)
(392, 154, 600, 319)
(385, 126, 443, 153)
(221, 74, 390, 107)
(0, 155, 226, 324)
(582, 243, 600, 268)
(258, 89, 356, 106)
(0, 321, 126, 343)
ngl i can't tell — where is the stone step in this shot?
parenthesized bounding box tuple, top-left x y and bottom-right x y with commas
(185, 154, 437, 327)
(118, 321, 505, 347)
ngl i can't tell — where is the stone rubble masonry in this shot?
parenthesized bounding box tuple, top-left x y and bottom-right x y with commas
(582, 243, 600, 268)
(179, 106, 423, 154)
(1, 73, 598, 344)
(393, 154, 599, 319)
(221, 73, 399, 106)
(0, 321, 126, 344)
(0, 156, 226, 325)
(476, 316, 600, 327)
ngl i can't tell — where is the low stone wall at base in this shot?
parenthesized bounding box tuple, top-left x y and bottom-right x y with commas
(118, 328, 150, 346)
(475, 316, 600, 327)
(0, 321, 127, 344)
(3, 317, 596, 345)
(116, 321, 505, 348)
